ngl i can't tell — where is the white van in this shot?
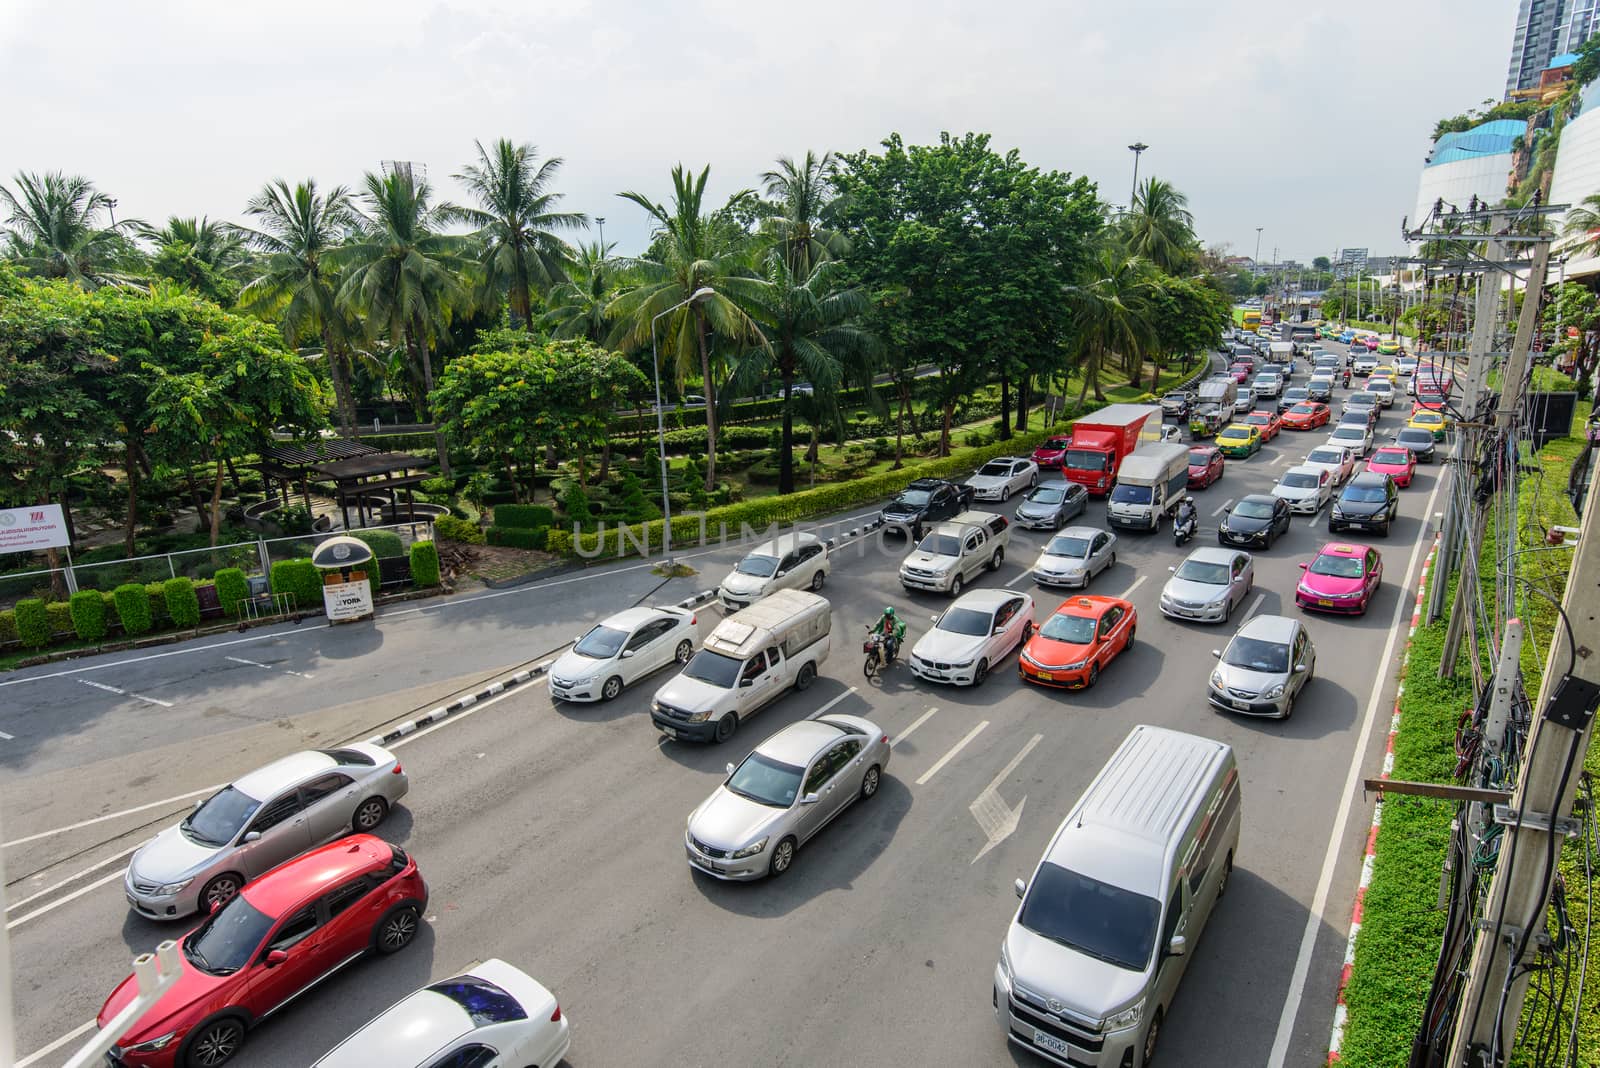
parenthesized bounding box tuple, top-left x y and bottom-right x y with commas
(995, 725, 1241, 1067)
(717, 531, 829, 612)
(650, 589, 831, 744)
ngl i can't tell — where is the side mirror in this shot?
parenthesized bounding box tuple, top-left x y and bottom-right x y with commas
(1211, 649, 1222, 659)
(1014, 878, 1027, 900)
(1298, 562, 1308, 569)
(776, 570, 789, 578)
(1168, 566, 1177, 573)
(930, 614, 940, 622)
(193, 799, 204, 810)
(243, 831, 261, 843)
(620, 649, 635, 659)
(1295, 662, 1309, 674)
(1167, 934, 1188, 957)
(739, 678, 754, 688)
(264, 948, 289, 968)
(800, 792, 820, 806)
(993, 625, 1005, 635)
(725, 762, 736, 776)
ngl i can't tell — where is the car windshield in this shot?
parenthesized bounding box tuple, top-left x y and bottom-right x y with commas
(895, 489, 931, 507)
(1027, 485, 1066, 505)
(725, 751, 805, 808)
(1224, 635, 1291, 672)
(937, 607, 994, 637)
(1281, 472, 1319, 489)
(1308, 449, 1344, 465)
(1039, 612, 1096, 644)
(1245, 414, 1268, 425)
(185, 896, 274, 975)
(1064, 449, 1108, 472)
(1290, 405, 1317, 416)
(1234, 500, 1275, 519)
(1372, 450, 1409, 465)
(1398, 430, 1432, 446)
(735, 554, 780, 578)
(1042, 438, 1071, 450)
(1348, 395, 1376, 407)
(182, 785, 261, 848)
(917, 533, 961, 556)
(573, 624, 628, 659)
(1310, 554, 1364, 579)
(1175, 559, 1229, 585)
(978, 461, 1012, 477)
(682, 650, 742, 689)
(1019, 863, 1160, 971)
(1331, 429, 1363, 442)
(1285, 390, 1307, 400)
(1163, 394, 1187, 404)
(1110, 484, 1152, 505)
(1046, 535, 1091, 558)
(1343, 483, 1389, 503)
(1189, 450, 1211, 465)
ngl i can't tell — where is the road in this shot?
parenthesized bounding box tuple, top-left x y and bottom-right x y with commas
(5, 353, 1446, 1067)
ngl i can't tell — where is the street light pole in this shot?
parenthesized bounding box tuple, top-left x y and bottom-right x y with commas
(650, 287, 715, 569)
(1254, 227, 1264, 275)
(1127, 142, 1148, 213)
(596, 216, 606, 253)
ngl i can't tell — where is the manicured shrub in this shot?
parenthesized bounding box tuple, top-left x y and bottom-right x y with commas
(144, 582, 170, 626)
(410, 540, 441, 587)
(69, 589, 108, 641)
(164, 577, 201, 629)
(494, 504, 555, 529)
(617, 473, 660, 523)
(213, 568, 250, 617)
(561, 485, 594, 529)
(113, 584, 153, 636)
(350, 528, 404, 559)
(14, 598, 50, 648)
(45, 600, 73, 638)
(486, 526, 548, 550)
(0, 609, 18, 645)
(269, 559, 321, 612)
(433, 514, 485, 544)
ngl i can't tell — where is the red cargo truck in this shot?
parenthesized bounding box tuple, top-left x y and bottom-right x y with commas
(1059, 404, 1164, 496)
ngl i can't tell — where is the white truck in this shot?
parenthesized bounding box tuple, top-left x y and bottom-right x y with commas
(1106, 442, 1192, 531)
(650, 589, 831, 744)
(898, 510, 1011, 597)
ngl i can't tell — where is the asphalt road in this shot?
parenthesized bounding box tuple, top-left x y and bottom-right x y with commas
(5, 352, 1448, 1068)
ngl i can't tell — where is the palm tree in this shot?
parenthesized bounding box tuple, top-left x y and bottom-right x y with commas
(1561, 192, 1600, 258)
(337, 166, 470, 473)
(542, 241, 618, 344)
(134, 216, 248, 273)
(235, 180, 363, 435)
(1123, 177, 1196, 275)
(761, 151, 848, 275)
(729, 253, 875, 494)
(452, 139, 586, 327)
(0, 170, 133, 287)
(608, 164, 768, 490)
(1064, 248, 1161, 404)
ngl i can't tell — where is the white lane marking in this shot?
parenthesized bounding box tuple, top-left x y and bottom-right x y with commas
(1266, 454, 1450, 1067)
(812, 687, 859, 716)
(1307, 510, 1323, 526)
(6, 844, 140, 913)
(1212, 498, 1234, 517)
(3, 784, 219, 849)
(7, 869, 123, 930)
(971, 732, 1045, 863)
(1118, 575, 1148, 599)
(915, 721, 989, 786)
(225, 654, 314, 679)
(0, 729, 12, 740)
(16, 1020, 96, 1067)
(892, 707, 938, 748)
(1004, 569, 1035, 590)
(77, 678, 173, 708)
(1243, 593, 1266, 620)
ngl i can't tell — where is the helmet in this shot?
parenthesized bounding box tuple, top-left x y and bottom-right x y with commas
(883, 606, 896, 617)
(1183, 495, 1194, 505)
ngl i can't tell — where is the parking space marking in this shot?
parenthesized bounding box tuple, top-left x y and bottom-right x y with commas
(1004, 569, 1035, 590)
(892, 707, 938, 748)
(16, 1020, 96, 1068)
(7, 869, 123, 930)
(813, 687, 859, 716)
(1212, 498, 1234, 517)
(3, 784, 221, 849)
(1243, 592, 1266, 619)
(224, 654, 315, 679)
(77, 678, 173, 708)
(915, 721, 988, 786)
(6, 844, 141, 913)
(1118, 575, 1148, 599)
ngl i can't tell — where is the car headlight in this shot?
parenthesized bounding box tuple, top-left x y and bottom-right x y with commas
(1104, 1000, 1144, 1031)
(951, 659, 975, 669)
(1065, 567, 1085, 576)
(1210, 671, 1225, 688)
(1297, 583, 1315, 596)
(999, 943, 1014, 982)
(1263, 683, 1286, 699)
(570, 675, 596, 687)
(126, 1033, 179, 1053)
(650, 699, 663, 713)
(731, 838, 768, 859)
(687, 710, 713, 723)
(154, 877, 194, 896)
(1062, 659, 1088, 671)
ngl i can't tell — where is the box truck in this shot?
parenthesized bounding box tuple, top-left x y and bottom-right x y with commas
(1059, 404, 1163, 496)
(1106, 442, 1192, 531)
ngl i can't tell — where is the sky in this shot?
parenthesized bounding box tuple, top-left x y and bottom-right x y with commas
(0, 0, 1512, 265)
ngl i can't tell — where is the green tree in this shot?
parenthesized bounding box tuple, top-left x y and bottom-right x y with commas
(1544, 281, 1600, 392)
(1122, 177, 1196, 275)
(0, 171, 135, 288)
(608, 164, 768, 489)
(452, 139, 586, 328)
(134, 216, 249, 304)
(1064, 247, 1161, 404)
(1149, 276, 1230, 387)
(1312, 255, 1332, 271)
(761, 151, 847, 275)
(542, 241, 618, 344)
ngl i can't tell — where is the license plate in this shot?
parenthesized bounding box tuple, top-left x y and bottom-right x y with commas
(1036, 671, 1054, 681)
(1318, 599, 1333, 607)
(659, 726, 678, 739)
(1032, 1029, 1071, 1057)
(691, 855, 721, 873)
(1231, 699, 1249, 710)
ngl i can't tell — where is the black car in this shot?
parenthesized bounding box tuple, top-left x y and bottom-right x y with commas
(878, 478, 975, 539)
(1306, 378, 1334, 403)
(1393, 428, 1438, 463)
(1012, 480, 1089, 530)
(1219, 494, 1292, 549)
(1329, 473, 1400, 536)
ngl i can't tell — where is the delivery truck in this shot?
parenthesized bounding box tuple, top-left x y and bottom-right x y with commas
(1106, 442, 1192, 531)
(1059, 404, 1163, 496)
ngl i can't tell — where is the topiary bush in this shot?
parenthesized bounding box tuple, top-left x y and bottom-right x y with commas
(561, 485, 594, 529)
(494, 504, 555, 529)
(486, 526, 548, 550)
(0, 609, 17, 645)
(350, 528, 404, 559)
(46, 601, 73, 639)
(113, 584, 153, 636)
(617, 473, 660, 523)
(410, 540, 441, 587)
(14, 598, 50, 648)
(69, 589, 108, 641)
(164, 577, 201, 629)
(213, 568, 250, 617)
(433, 514, 485, 544)
(144, 582, 171, 627)
(269, 559, 321, 612)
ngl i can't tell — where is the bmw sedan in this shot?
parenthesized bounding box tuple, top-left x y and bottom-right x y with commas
(550, 605, 698, 701)
(1160, 547, 1255, 623)
(125, 745, 408, 920)
(1209, 614, 1316, 719)
(967, 457, 1040, 502)
(685, 714, 891, 880)
(1219, 495, 1292, 549)
(1012, 480, 1089, 530)
(910, 589, 1036, 686)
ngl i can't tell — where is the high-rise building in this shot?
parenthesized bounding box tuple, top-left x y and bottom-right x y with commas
(1563, 0, 1600, 52)
(1506, 0, 1597, 97)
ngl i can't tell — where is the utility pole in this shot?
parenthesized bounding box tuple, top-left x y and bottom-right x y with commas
(1254, 227, 1264, 275)
(1127, 142, 1148, 213)
(1445, 464, 1600, 1065)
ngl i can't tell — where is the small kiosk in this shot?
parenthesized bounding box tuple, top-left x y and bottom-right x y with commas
(311, 535, 376, 624)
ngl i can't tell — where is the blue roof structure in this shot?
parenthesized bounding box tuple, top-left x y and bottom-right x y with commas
(1426, 119, 1526, 168)
(1546, 52, 1580, 71)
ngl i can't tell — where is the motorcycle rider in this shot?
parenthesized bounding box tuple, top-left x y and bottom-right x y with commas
(872, 605, 906, 664)
(1176, 495, 1198, 536)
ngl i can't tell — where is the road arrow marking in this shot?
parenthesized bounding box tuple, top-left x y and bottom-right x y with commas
(970, 733, 1044, 863)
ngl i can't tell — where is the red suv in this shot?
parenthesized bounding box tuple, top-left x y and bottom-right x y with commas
(100, 835, 428, 1067)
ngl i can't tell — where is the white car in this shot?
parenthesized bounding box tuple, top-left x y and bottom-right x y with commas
(313, 958, 570, 1068)
(717, 532, 829, 611)
(1031, 526, 1117, 589)
(1395, 356, 1418, 377)
(1367, 378, 1396, 408)
(1160, 546, 1255, 623)
(549, 605, 698, 701)
(1304, 445, 1358, 487)
(1353, 353, 1379, 375)
(965, 457, 1039, 502)
(1326, 424, 1373, 457)
(909, 588, 1035, 687)
(1272, 465, 1334, 514)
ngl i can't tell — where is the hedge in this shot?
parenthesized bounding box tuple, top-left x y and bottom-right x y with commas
(69, 590, 108, 641)
(350, 528, 405, 559)
(494, 504, 555, 529)
(112, 583, 153, 636)
(164, 577, 201, 629)
(14, 598, 50, 648)
(433, 515, 485, 544)
(45, 601, 73, 639)
(0, 609, 18, 645)
(410, 540, 441, 587)
(214, 567, 249, 617)
(269, 559, 322, 612)
(487, 525, 549, 550)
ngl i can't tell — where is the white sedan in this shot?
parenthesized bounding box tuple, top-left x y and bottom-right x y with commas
(549, 605, 698, 701)
(314, 958, 569, 1068)
(909, 588, 1035, 686)
(965, 457, 1039, 502)
(1303, 445, 1358, 488)
(1273, 465, 1334, 514)
(1326, 424, 1373, 457)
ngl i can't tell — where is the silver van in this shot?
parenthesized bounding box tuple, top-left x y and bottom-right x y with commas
(994, 725, 1241, 1067)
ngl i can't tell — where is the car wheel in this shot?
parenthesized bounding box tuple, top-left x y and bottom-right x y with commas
(1022, 620, 1035, 643)
(675, 639, 694, 664)
(375, 903, 421, 954)
(810, 569, 826, 591)
(183, 1016, 246, 1068)
(200, 873, 243, 912)
(1001, 486, 1010, 502)
(1281, 691, 1295, 720)
(1143, 1008, 1164, 1065)
(1086, 662, 1100, 688)
(950, 574, 964, 598)
(713, 713, 739, 744)
(769, 836, 797, 877)
(972, 658, 990, 686)
(352, 796, 389, 833)
(989, 548, 1004, 571)
(600, 676, 624, 702)
(860, 764, 881, 800)
(1029, 473, 1038, 488)
(796, 662, 817, 691)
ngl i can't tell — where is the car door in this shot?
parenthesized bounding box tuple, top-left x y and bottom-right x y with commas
(819, 738, 865, 823)
(1291, 628, 1313, 696)
(931, 486, 955, 521)
(233, 789, 313, 880)
(621, 620, 666, 682)
(238, 900, 330, 1019)
(1088, 532, 1111, 576)
(795, 753, 838, 842)
(1000, 597, 1031, 655)
(300, 772, 359, 844)
(774, 549, 801, 590)
(1230, 554, 1251, 606)
(1094, 606, 1122, 667)
(798, 542, 826, 585)
(425, 1046, 499, 1068)
(1317, 470, 1331, 506)
(736, 650, 773, 713)
(1152, 881, 1193, 1013)
(1367, 548, 1383, 597)
(962, 529, 985, 578)
(1274, 498, 1291, 536)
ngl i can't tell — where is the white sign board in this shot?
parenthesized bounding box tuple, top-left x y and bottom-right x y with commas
(0, 504, 71, 555)
(323, 578, 374, 622)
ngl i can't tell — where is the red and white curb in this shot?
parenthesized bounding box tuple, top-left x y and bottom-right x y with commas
(1327, 532, 1440, 1063)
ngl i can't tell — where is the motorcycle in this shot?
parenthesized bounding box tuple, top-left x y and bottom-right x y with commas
(1173, 509, 1198, 546)
(863, 628, 897, 678)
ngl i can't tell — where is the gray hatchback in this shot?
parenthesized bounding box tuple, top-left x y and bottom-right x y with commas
(1208, 614, 1316, 719)
(1013, 480, 1089, 530)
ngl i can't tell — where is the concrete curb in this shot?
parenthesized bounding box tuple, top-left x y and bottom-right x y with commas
(1326, 532, 1440, 1064)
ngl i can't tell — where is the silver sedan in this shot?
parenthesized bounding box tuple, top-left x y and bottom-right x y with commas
(685, 713, 890, 880)
(124, 743, 408, 919)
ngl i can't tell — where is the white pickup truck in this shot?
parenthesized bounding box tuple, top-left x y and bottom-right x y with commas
(898, 511, 1011, 597)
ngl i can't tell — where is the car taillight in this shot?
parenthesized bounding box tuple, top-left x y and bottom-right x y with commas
(881, 735, 890, 744)
(551, 1003, 563, 1022)
(690, 615, 697, 626)
(392, 764, 403, 775)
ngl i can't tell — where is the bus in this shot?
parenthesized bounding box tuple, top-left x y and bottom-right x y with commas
(1240, 310, 1262, 333)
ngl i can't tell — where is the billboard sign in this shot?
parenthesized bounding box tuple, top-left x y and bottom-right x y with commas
(0, 504, 70, 555)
